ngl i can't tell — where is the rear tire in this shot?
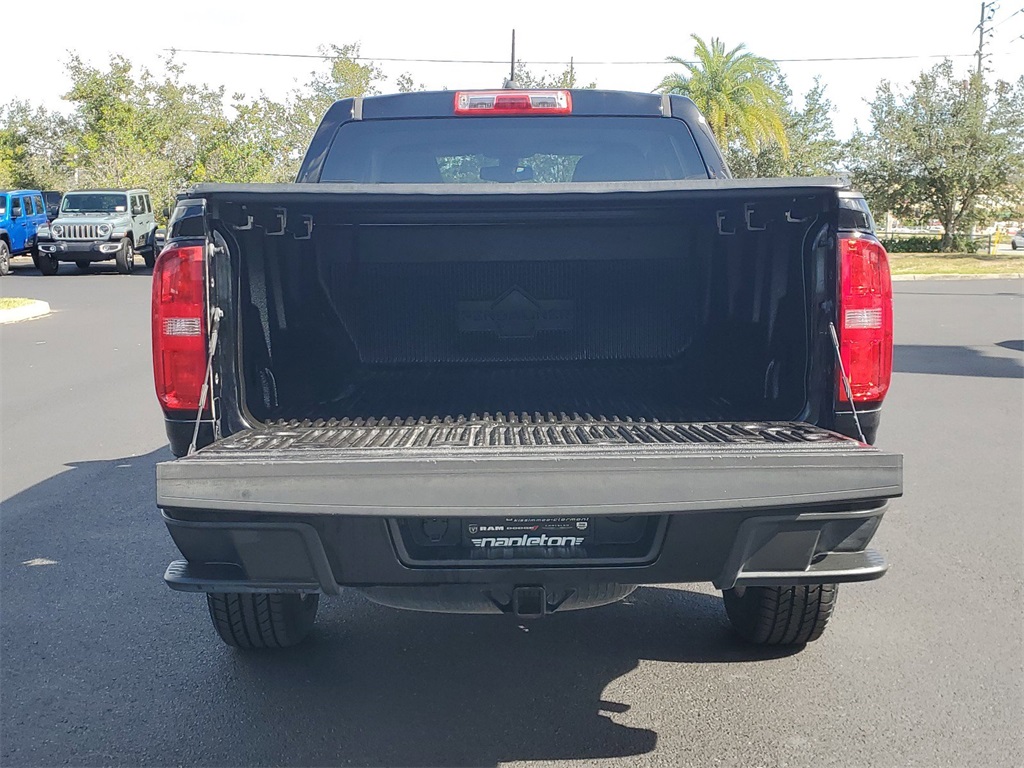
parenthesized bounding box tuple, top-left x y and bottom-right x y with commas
(206, 592, 319, 649)
(114, 238, 133, 274)
(723, 584, 837, 646)
(0, 241, 10, 276)
(143, 231, 158, 268)
(36, 250, 59, 276)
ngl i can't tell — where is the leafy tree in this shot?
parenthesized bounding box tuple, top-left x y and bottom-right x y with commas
(846, 60, 1024, 250)
(0, 101, 75, 190)
(285, 44, 385, 163)
(56, 54, 237, 215)
(214, 94, 298, 183)
(394, 72, 426, 93)
(658, 35, 789, 157)
(0, 102, 36, 187)
(2, 44, 402, 203)
(513, 61, 597, 90)
(729, 78, 843, 178)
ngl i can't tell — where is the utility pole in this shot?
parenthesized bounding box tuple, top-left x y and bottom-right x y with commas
(510, 30, 516, 86)
(976, 1, 998, 77)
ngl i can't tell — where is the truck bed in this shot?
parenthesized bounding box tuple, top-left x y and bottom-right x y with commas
(205, 182, 842, 431)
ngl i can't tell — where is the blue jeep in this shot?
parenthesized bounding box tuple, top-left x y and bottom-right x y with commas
(0, 189, 49, 276)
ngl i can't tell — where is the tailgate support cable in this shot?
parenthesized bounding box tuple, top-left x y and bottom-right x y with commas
(188, 307, 224, 456)
(828, 321, 866, 443)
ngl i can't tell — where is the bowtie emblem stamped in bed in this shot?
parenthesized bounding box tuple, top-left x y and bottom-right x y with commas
(457, 287, 575, 339)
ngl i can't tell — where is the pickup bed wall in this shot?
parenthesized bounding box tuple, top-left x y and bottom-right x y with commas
(198, 185, 839, 429)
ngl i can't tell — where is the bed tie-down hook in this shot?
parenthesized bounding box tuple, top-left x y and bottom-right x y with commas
(785, 197, 813, 223)
(231, 205, 254, 231)
(266, 207, 288, 236)
(293, 215, 314, 240)
(744, 204, 766, 231)
(716, 210, 736, 236)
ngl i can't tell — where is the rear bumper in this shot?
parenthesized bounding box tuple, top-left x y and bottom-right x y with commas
(162, 502, 889, 595)
(158, 421, 900, 598)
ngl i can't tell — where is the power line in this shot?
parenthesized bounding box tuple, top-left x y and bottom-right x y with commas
(164, 47, 979, 66)
(992, 6, 1024, 28)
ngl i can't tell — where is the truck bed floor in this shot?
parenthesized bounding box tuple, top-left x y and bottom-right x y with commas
(263, 361, 756, 425)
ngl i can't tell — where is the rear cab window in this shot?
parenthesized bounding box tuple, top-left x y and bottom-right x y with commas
(320, 116, 709, 184)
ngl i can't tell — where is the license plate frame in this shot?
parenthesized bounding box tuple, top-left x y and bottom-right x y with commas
(463, 516, 591, 548)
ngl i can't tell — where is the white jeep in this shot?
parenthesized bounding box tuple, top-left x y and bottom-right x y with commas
(36, 188, 159, 275)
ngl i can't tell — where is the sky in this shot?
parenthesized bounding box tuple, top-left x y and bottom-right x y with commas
(2, 0, 1022, 139)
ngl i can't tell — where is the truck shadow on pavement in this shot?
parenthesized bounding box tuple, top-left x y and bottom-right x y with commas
(1, 448, 798, 768)
(894, 344, 1023, 379)
(212, 586, 797, 768)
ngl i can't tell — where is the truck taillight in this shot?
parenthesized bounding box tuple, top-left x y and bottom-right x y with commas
(454, 90, 572, 115)
(838, 236, 893, 403)
(152, 244, 207, 413)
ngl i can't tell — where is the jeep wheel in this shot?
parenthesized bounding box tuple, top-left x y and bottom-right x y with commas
(0, 241, 10, 276)
(36, 250, 59, 276)
(75, 260, 92, 272)
(114, 238, 133, 274)
(723, 584, 837, 646)
(143, 239, 157, 268)
(206, 592, 319, 649)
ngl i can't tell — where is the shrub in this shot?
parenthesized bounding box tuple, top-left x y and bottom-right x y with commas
(879, 234, 985, 253)
(879, 235, 943, 253)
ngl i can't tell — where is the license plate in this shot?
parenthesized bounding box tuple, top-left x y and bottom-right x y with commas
(463, 517, 590, 548)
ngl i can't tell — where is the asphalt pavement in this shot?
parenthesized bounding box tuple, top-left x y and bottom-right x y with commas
(1, 267, 1022, 767)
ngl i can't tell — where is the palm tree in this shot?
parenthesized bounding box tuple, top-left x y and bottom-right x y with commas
(659, 35, 790, 156)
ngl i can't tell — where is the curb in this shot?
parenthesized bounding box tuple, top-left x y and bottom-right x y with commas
(892, 273, 1023, 281)
(0, 300, 51, 324)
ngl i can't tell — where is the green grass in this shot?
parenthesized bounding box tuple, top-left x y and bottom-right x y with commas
(0, 298, 35, 310)
(888, 252, 1024, 276)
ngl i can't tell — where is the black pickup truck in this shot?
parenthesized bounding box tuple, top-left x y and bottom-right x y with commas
(152, 89, 902, 650)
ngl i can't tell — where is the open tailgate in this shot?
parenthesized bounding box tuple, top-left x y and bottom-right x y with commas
(157, 419, 902, 516)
